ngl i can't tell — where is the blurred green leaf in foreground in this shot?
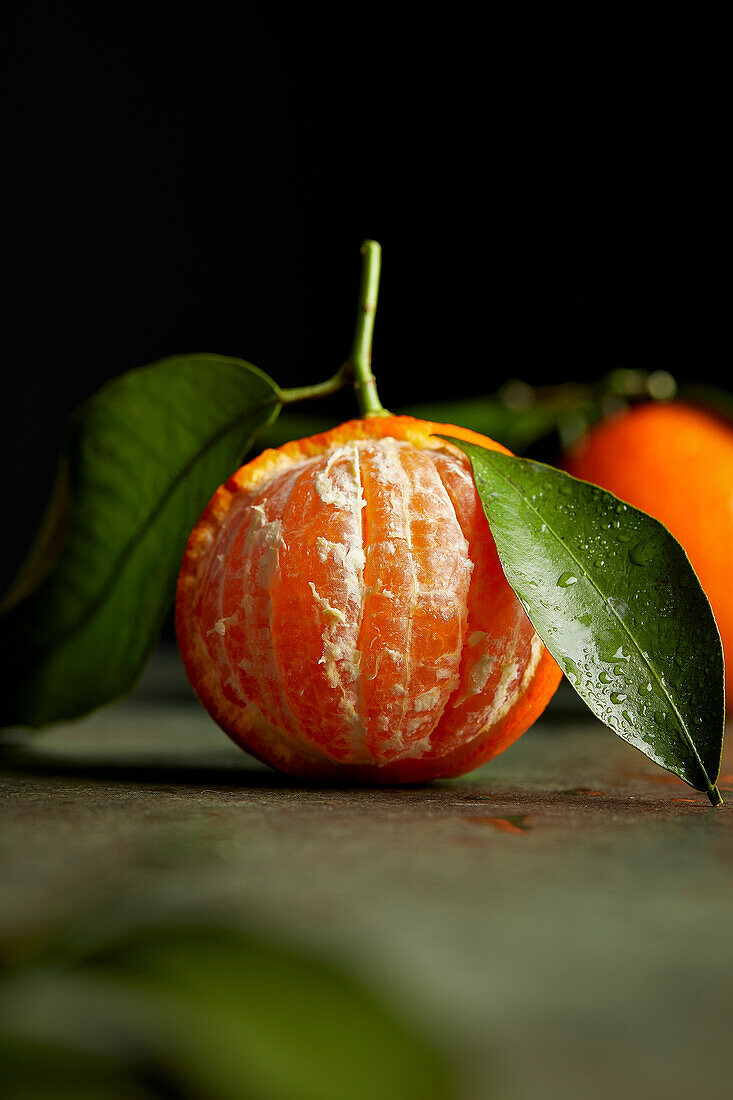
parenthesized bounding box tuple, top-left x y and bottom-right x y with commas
(0, 918, 453, 1100)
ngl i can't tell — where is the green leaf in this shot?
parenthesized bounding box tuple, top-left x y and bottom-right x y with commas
(83, 925, 452, 1100)
(1, 355, 281, 728)
(0, 924, 453, 1100)
(445, 438, 725, 803)
(0, 1029, 139, 1100)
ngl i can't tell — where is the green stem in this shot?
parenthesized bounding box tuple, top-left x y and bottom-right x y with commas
(707, 784, 724, 808)
(279, 362, 351, 406)
(347, 240, 389, 418)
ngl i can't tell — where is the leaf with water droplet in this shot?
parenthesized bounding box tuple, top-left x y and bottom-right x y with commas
(441, 438, 725, 805)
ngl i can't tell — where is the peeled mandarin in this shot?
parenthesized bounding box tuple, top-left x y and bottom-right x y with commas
(176, 415, 562, 781)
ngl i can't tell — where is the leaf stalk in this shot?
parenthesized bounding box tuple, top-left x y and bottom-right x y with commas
(279, 362, 351, 406)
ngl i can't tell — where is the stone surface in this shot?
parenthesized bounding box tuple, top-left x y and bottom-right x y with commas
(1, 650, 732, 1099)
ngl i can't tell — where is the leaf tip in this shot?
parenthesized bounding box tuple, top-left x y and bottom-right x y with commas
(707, 784, 724, 808)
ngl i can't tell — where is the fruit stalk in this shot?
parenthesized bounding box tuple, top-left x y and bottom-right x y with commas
(348, 240, 389, 418)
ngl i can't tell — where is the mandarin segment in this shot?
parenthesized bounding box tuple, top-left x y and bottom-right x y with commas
(357, 439, 473, 762)
(176, 416, 562, 781)
(271, 447, 366, 761)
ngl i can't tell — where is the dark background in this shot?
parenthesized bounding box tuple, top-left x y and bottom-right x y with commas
(2, 2, 728, 593)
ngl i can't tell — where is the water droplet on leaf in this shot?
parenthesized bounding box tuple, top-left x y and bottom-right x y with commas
(564, 657, 580, 684)
(629, 538, 656, 566)
(606, 596, 630, 619)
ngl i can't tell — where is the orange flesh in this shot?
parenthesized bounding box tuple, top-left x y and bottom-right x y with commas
(176, 417, 562, 781)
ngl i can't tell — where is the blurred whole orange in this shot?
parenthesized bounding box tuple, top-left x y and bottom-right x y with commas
(565, 401, 733, 708)
(176, 415, 561, 781)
